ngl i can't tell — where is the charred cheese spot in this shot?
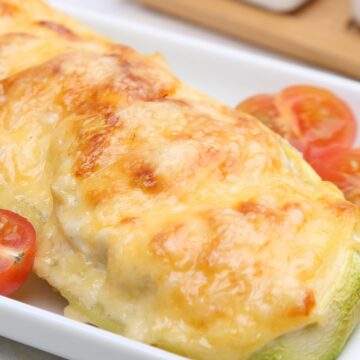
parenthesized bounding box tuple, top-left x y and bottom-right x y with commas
(289, 289, 316, 317)
(75, 130, 109, 178)
(74, 113, 124, 178)
(36, 20, 77, 40)
(119, 217, 137, 225)
(237, 201, 280, 220)
(129, 161, 163, 194)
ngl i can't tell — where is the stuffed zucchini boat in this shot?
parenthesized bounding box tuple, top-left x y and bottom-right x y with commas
(0, 1, 359, 359)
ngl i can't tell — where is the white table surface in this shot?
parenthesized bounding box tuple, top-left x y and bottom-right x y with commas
(0, 0, 317, 359)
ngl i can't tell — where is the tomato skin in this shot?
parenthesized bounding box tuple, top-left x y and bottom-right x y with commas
(275, 86, 357, 161)
(236, 94, 285, 136)
(310, 148, 360, 206)
(237, 86, 357, 164)
(0, 209, 36, 296)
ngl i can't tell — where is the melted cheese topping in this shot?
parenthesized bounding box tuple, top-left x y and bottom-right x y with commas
(0, 1, 358, 359)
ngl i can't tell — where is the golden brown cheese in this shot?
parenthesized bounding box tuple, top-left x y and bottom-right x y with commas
(0, 1, 358, 359)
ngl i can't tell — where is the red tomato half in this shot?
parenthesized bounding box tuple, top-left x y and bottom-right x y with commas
(275, 86, 357, 161)
(310, 148, 360, 206)
(236, 94, 285, 136)
(0, 209, 36, 296)
(237, 86, 357, 164)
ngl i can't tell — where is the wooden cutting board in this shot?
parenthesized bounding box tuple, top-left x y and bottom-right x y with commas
(137, 0, 360, 80)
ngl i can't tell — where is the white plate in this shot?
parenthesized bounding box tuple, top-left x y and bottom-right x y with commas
(1, 4, 360, 360)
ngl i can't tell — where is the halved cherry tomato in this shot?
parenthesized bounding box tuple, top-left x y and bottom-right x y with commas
(237, 86, 357, 163)
(310, 148, 360, 206)
(275, 86, 356, 161)
(0, 209, 36, 296)
(236, 94, 285, 136)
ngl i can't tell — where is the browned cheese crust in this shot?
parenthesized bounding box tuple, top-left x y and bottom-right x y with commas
(0, 2, 358, 359)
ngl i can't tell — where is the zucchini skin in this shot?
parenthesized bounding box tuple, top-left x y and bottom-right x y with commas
(249, 250, 360, 360)
(62, 250, 360, 360)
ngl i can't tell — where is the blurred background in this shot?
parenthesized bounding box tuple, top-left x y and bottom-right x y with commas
(49, 0, 360, 80)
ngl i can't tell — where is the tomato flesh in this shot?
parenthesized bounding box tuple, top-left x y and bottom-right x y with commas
(275, 86, 357, 161)
(237, 86, 357, 164)
(236, 94, 285, 136)
(0, 209, 36, 296)
(310, 148, 360, 206)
